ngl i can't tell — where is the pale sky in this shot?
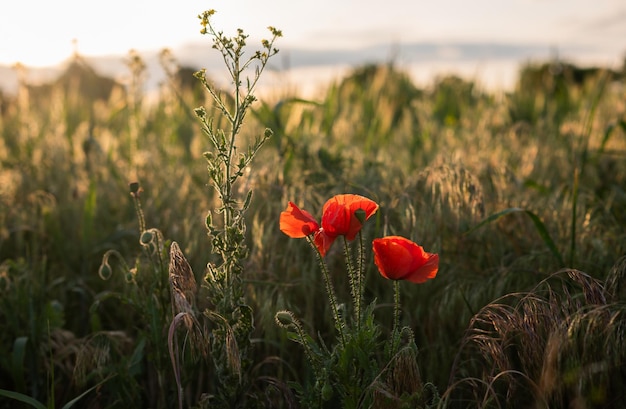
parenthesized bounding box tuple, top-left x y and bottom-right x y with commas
(1, 0, 625, 67)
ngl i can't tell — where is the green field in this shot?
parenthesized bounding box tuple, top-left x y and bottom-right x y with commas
(1, 19, 626, 408)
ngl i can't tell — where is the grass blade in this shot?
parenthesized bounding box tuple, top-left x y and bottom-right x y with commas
(60, 376, 115, 409)
(11, 336, 28, 393)
(467, 207, 564, 266)
(0, 389, 46, 409)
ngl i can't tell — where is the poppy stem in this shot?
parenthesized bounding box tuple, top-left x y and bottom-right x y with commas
(392, 280, 401, 356)
(307, 236, 346, 346)
(343, 238, 360, 330)
(357, 232, 366, 327)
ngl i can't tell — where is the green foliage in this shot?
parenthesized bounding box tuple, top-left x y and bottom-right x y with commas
(431, 75, 477, 126)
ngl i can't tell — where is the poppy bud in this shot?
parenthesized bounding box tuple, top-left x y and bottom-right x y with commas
(354, 208, 366, 224)
(98, 261, 112, 280)
(275, 310, 296, 328)
(140, 230, 154, 245)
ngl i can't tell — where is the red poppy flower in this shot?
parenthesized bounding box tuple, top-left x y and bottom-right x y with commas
(372, 236, 438, 283)
(321, 194, 379, 240)
(279, 194, 379, 257)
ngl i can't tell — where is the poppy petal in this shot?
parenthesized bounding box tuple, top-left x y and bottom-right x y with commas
(321, 194, 379, 240)
(320, 198, 350, 237)
(313, 228, 336, 257)
(346, 195, 379, 239)
(405, 253, 439, 283)
(279, 201, 319, 238)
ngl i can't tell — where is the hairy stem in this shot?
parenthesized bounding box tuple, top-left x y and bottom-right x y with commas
(308, 236, 346, 346)
(343, 238, 360, 329)
(392, 280, 401, 357)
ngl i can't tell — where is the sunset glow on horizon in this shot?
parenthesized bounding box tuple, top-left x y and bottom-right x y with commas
(2, 0, 625, 68)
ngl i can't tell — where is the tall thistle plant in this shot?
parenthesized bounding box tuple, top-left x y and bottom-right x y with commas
(193, 10, 281, 407)
(97, 12, 281, 409)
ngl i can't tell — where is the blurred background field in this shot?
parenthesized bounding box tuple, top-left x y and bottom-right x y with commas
(1, 41, 626, 407)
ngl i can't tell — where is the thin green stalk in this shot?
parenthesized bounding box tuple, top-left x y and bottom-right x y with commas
(223, 71, 239, 231)
(129, 183, 145, 233)
(343, 237, 360, 328)
(307, 236, 346, 346)
(46, 321, 54, 409)
(569, 72, 608, 267)
(357, 232, 365, 325)
(391, 280, 401, 357)
(569, 167, 579, 268)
